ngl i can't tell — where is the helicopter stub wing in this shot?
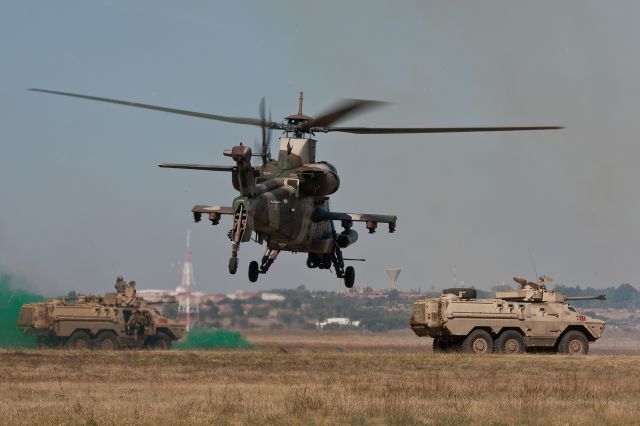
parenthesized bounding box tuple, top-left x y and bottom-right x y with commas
(312, 208, 396, 233)
(192, 205, 234, 225)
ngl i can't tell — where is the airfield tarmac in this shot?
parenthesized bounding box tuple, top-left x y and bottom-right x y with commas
(1, 330, 639, 425)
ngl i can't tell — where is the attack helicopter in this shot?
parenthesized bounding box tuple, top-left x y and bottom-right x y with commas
(29, 89, 561, 288)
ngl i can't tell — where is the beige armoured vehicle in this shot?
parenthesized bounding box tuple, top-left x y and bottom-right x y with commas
(410, 276, 606, 354)
(16, 291, 186, 349)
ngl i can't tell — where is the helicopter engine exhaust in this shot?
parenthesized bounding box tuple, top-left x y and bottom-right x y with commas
(336, 230, 359, 248)
(254, 178, 286, 196)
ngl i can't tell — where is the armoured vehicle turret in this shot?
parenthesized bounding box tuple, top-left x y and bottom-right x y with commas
(410, 276, 606, 354)
(16, 290, 186, 350)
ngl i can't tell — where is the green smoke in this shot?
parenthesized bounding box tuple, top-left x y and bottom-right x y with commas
(174, 325, 253, 350)
(0, 274, 45, 348)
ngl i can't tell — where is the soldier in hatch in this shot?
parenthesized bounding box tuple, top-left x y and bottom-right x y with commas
(123, 281, 138, 306)
(115, 276, 126, 294)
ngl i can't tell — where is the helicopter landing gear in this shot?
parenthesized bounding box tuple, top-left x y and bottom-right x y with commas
(248, 249, 280, 282)
(330, 245, 356, 288)
(306, 254, 319, 269)
(248, 261, 259, 282)
(344, 266, 355, 288)
(228, 205, 248, 275)
(306, 253, 331, 269)
(228, 257, 238, 275)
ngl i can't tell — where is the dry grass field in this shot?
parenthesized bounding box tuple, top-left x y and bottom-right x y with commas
(244, 328, 640, 355)
(1, 347, 639, 425)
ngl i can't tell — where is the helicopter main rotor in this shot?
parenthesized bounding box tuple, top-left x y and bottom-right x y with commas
(28, 88, 562, 136)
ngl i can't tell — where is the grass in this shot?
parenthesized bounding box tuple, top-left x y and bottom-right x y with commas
(243, 328, 640, 355)
(0, 348, 639, 425)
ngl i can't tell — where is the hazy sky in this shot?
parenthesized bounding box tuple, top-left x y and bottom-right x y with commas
(2, 1, 639, 295)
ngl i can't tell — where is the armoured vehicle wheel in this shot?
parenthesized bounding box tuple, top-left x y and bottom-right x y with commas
(248, 261, 260, 282)
(558, 330, 589, 355)
(228, 257, 238, 274)
(95, 332, 120, 350)
(66, 330, 92, 350)
(495, 330, 525, 354)
(38, 335, 62, 348)
(432, 338, 446, 353)
(150, 332, 172, 350)
(344, 266, 355, 288)
(433, 338, 460, 352)
(462, 329, 493, 354)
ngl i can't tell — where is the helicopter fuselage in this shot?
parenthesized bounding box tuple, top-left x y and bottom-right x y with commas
(230, 137, 342, 254)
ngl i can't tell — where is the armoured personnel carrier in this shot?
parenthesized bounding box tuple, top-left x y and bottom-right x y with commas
(16, 290, 186, 349)
(410, 276, 606, 354)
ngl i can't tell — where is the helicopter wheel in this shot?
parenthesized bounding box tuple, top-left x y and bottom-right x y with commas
(228, 257, 238, 275)
(344, 266, 355, 288)
(248, 261, 260, 283)
(306, 254, 319, 269)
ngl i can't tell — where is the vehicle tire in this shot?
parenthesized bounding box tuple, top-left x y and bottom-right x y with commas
(248, 261, 260, 283)
(495, 330, 525, 354)
(66, 330, 92, 350)
(150, 332, 172, 350)
(94, 331, 120, 350)
(432, 338, 444, 353)
(461, 329, 494, 354)
(38, 335, 61, 348)
(344, 266, 355, 288)
(228, 257, 238, 274)
(558, 330, 589, 355)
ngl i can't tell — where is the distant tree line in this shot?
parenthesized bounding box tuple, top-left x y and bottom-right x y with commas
(162, 282, 638, 331)
(554, 283, 638, 309)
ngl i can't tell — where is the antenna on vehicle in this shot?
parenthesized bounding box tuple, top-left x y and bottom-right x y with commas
(298, 91, 304, 115)
(528, 248, 538, 279)
(452, 265, 457, 286)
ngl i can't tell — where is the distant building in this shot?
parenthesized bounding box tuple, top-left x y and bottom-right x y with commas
(136, 289, 171, 303)
(316, 317, 361, 329)
(226, 290, 261, 300)
(261, 292, 286, 302)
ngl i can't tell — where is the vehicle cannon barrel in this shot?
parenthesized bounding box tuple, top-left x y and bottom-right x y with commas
(564, 294, 607, 301)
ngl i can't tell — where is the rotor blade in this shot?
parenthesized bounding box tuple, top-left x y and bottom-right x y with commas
(29, 88, 283, 129)
(260, 97, 268, 164)
(297, 98, 389, 131)
(159, 163, 235, 172)
(321, 125, 563, 134)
